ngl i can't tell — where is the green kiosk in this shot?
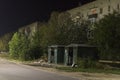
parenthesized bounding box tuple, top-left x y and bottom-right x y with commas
(48, 45, 65, 64)
(64, 44, 99, 66)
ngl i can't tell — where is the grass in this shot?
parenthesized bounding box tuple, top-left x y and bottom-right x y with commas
(1, 53, 120, 75)
(0, 53, 34, 64)
(56, 67, 120, 75)
(0, 53, 9, 59)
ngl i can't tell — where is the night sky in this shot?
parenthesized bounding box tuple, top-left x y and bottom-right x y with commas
(0, 0, 94, 36)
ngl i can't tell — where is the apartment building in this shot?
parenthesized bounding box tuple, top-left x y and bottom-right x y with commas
(67, 0, 120, 23)
(67, 0, 120, 39)
(18, 22, 40, 38)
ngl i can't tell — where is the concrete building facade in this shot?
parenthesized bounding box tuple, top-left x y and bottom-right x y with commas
(67, 0, 120, 23)
(18, 22, 41, 38)
(66, 0, 120, 39)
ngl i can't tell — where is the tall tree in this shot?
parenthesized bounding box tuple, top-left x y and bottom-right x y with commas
(9, 32, 21, 59)
(40, 11, 89, 46)
(56, 12, 88, 45)
(94, 12, 120, 61)
(9, 31, 43, 61)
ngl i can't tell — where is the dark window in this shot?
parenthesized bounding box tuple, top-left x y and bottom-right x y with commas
(117, 4, 119, 10)
(88, 14, 98, 23)
(88, 14, 98, 19)
(82, 14, 84, 17)
(100, 8, 103, 14)
(108, 5, 111, 12)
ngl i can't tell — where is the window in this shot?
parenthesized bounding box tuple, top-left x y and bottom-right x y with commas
(88, 14, 98, 23)
(88, 14, 98, 18)
(100, 8, 103, 14)
(108, 5, 111, 12)
(117, 4, 119, 10)
(89, 18, 96, 23)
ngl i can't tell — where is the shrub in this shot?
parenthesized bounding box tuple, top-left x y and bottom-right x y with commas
(77, 58, 98, 68)
(9, 32, 43, 61)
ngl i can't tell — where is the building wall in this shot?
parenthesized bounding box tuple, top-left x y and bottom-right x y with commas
(18, 22, 41, 38)
(67, 0, 120, 22)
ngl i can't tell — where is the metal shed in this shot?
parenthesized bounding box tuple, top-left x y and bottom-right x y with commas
(48, 45, 65, 64)
(64, 44, 99, 66)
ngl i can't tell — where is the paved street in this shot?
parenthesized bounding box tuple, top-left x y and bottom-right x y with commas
(0, 58, 78, 80)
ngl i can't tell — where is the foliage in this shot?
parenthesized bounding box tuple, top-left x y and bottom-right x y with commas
(8, 11, 90, 61)
(56, 66, 120, 74)
(9, 32, 30, 60)
(9, 32, 21, 59)
(94, 12, 120, 61)
(77, 58, 98, 68)
(0, 32, 13, 51)
(0, 53, 9, 59)
(30, 31, 43, 60)
(9, 31, 43, 61)
(41, 11, 88, 47)
(56, 12, 88, 44)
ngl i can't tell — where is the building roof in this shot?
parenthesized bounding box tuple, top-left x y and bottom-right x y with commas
(48, 45, 65, 48)
(67, 0, 98, 15)
(66, 44, 97, 47)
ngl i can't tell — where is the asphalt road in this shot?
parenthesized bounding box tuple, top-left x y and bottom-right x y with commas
(0, 58, 79, 80)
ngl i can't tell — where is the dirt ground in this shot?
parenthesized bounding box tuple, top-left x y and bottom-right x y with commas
(36, 66, 120, 80)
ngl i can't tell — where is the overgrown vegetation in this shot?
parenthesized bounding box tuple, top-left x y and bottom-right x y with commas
(56, 66, 120, 74)
(0, 10, 120, 74)
(0, 53, 9, 59)
(0, 33, 13, 52)
(94, 11, 120, 61)
(9, 32, 42, 61)
(8, 12, 89, 61)
(39, 12, 88, 46)
(77, 58, 99, 69)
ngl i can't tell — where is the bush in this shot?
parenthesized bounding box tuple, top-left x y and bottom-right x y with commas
(94, 11, 120, 61)
(77, 58, 98, 68)
(9, 32, 43, 61)
(9, 32, 21, 59)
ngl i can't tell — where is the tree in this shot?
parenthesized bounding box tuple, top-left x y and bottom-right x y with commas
(8, 11, 90, 61)
(56, 12, 88, 44)
(30, 30, 43, 60)
(9, 32, 30, 60)
(94, 11, 120, 61)
(9, 32, 21, 59)
(45, 11, 88, 45)
(0, 32, 13, 52)
(47, 12, 60, 45)
(9, 31, 44, 61)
